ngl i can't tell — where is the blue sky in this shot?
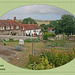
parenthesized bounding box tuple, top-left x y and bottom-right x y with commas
(0, 5, 72, 20)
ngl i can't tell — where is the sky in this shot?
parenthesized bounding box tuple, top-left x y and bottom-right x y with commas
(0, 5, 72, 20)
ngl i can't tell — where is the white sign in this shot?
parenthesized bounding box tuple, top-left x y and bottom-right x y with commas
(19, 39, 24, 45)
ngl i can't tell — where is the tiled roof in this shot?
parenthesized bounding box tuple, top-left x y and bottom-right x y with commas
(0, 20, 20, 26)
(21, 24, 40, 30)
(0, 20, 40, 30)
(48, 28, 54, 30)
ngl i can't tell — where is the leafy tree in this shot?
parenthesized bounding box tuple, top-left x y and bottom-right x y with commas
(40, 24, 48, 32)
(55, 14, 75, 37)
(48, 20, 57, 28)
(22, 17, 38, 24)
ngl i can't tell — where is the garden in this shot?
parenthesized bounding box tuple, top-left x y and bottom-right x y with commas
(0, 14, 75, 70)
(0, 36, 75, 69)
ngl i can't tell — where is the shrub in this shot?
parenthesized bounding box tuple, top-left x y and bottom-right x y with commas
(9, 38, 13, 42)
(26, 49, 75, 70)
(27, 56, 55, 70)
(48, 33, 56, 37)
(43, 33, 56, 40)
(43, 33, 48, 40)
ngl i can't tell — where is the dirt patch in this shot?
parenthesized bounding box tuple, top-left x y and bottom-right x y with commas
(0, 45, 21, 61)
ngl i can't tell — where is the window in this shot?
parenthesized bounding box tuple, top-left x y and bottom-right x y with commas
(23, 27, 24, 30)
(11, 26, 13, 29)
(6, 26, 10, 30)
(16, 26, 19, 29)
(1, 27, 4, 30)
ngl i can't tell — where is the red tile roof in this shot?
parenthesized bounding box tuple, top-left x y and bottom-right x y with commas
(22, 24, 40, 30)
(0, 20, 40, 30)
(48, 28, 54, 30)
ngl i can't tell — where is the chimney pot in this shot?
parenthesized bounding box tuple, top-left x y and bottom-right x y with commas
(14, 17, 16, 22)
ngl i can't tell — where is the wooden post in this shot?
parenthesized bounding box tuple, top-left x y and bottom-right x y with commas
(32, 34, 34, 56)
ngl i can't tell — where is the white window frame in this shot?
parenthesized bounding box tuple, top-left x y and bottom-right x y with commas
(0, 26, 5, 30)
(16, 26, 19, 29)
(23, 27, 24, 30)
(6, 26, 10, 30)
(11, 26, 13, 29)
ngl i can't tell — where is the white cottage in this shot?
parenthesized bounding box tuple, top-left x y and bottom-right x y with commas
(0, 17, 42, 36)
(21, 24, 41, 36)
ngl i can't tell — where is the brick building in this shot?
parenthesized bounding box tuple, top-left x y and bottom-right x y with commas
(0, 17, 41, 36)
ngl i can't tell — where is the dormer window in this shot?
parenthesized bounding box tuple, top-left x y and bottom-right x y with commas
(11, 26, 13, 29)
(16, 26, 19, 29)
(23, 27, 24, 30)
(6, 26, 10, 30)
(0, 26, 4, 30)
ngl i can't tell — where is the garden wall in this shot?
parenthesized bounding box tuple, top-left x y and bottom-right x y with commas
(0, 35, 38, 41)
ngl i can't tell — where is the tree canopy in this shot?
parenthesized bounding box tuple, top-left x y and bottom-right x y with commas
(40, 24, 48, 32)
(22, 17, 38, 24)
(48, 20, 57, 28)
(55, 14, 75, 36)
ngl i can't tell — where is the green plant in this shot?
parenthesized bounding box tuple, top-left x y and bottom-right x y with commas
(31, 57, 55, 70)
(9, 38, 13, 42)
(43, 33, 48, 40)
(26, 48, 75, 70)
(48, 33, 56, 37)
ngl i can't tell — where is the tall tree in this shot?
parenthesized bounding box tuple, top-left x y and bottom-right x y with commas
(40, 24, 48, 32)
(22, 17, 38, 24)
(55, 14, 75, 37)
(48, 20, 57, 28)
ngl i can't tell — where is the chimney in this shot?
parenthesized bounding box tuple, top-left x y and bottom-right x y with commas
(14, 17, 16, 22)
(28, 21, 30, 25)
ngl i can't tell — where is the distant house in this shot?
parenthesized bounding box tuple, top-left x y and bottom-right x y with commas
(0, 17, 41, 36)
(48, 28, 55, 33)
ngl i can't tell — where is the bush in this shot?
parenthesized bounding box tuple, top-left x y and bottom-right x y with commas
(48, 33, 56, 37)
(27, 56, 55, 70)
(43, 33, 56, 40)
(41, 49, 75, 67)
(9, 38, 13, 42)
(26, 49, 75, 70)
(43, 33, 48, 40)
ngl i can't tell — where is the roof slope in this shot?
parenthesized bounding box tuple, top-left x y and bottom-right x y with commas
(0, 20, 40, 30)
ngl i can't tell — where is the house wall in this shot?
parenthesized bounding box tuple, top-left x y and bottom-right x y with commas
(25, 29, 41, 36)
(0, 30, 22, 36)
(48, 29, 55, 33)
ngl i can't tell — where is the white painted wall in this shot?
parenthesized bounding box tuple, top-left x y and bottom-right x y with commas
(6, 26, 10, 30)
(0, 26, 5, 30)
(25, 29, 41, 36)
(49, 29, 55, 33)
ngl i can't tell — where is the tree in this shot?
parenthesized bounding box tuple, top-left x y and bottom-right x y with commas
(55, 14, 75, 37)
(40, 24, 48, 32)
(22, 17, 38, 24)
(48, 20, 57, 28)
